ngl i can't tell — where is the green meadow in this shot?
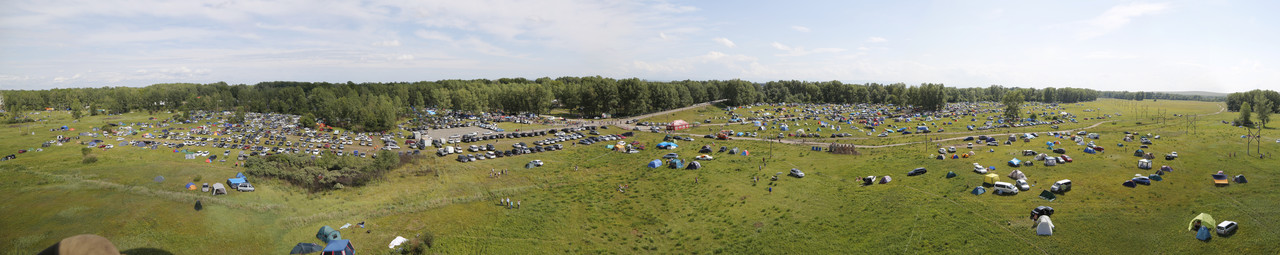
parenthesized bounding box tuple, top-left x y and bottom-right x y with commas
(2, 98, 1278, 254)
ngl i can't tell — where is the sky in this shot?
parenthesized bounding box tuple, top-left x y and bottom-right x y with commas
(1, 0, 1278, 92)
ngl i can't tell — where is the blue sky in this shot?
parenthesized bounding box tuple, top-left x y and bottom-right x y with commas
(1, 0, 1277, 92)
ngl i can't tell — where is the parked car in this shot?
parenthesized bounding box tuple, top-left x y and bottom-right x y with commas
(1050, 179, 1072, 193)
(993, 182, 1019, 195)
(1060, 155, 1073, 162)
(1132, 175, 1151, 185)
(1216, 221, 1238, 236)
(1016, 179, 1031, 191)
(695, 155, 714, 160)
(663, 153, 680, 159)
(237, 183, 255, 192)
(907, 167, 927, 176)
(789, 168, 805, 178)
(530, 160, 544, 167)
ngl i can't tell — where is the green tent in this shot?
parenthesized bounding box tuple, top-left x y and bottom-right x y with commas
(316, 226, 341, 244)
(1188, 213, 1216, 231)
(1039, 190, 1056, 201)
(945, 171, 957, 178)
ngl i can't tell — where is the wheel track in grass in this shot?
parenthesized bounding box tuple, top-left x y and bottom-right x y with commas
(903, 185, 1049, 255)
(1221, 193, 1280, 238)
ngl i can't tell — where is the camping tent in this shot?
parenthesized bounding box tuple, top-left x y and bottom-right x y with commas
(1137, 159, 1152, 169)
(1234, 175, 1248, 183)
(316, 226, 341, 244)
(647, 160, 662, 168)
(1009, 170, 1026, 181)
(668, 159, 685, 169)
(290, 243, 325, 254)
(322, 239, 354, 255)
(1197, 225, 1212, 241)
(185, 182, 198, 190)
(1044, 158, 1058, 166)
(984, 173, 1000, 185)
(946, 171, 957, 178)
(686, 161, 702, 170)
(1036, 216, 1055, 236)
(971, 186, 987, 195)
(236, 172, 246, 179)
(210, 183, 227, 195)
(1039, 190, 1056, 201)
(1188, 213, 1216, 231)
(525, 161, 537, 168)
(668, 120, 691, 130)
(880, 176, 892, 184)
(1161, 165, 1173, 172)
(1133, 149, 1145, 157)
(154, 176, 165, 183)
(1084, 147, 1096, 154)
(1008, 158, 1022, 167)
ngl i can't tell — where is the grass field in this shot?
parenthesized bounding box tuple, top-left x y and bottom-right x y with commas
(2, 98, 1278, 254)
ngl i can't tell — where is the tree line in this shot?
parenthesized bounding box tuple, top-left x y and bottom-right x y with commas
(1226, 89, 1279, 128)
(2, 77, 1101, 131)
(1100, 91, 1225, 102)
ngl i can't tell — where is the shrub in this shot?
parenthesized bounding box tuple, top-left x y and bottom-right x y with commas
(193, 175, 203, 182)
(82, 155, 98, 164)
(82, 148, 92, 156)
(399, 231, 434, 254)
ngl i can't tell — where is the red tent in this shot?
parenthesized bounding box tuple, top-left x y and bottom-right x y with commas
(668, 120, 691, 131)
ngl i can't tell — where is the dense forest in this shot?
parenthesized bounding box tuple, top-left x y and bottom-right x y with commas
(1100, 91, 1226, 102)
(2, 77, 1100, 131)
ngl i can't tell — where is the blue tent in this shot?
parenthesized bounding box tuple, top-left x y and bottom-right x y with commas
(1008, 158, 1022, 167)
(971, 186, 987, 195)
(323, 239, 354, 254)
(1084, 147, 1097, 154)
(228, 177, 246, 186)
(1149, 174, 1163, 181)
(236, 172, 245, 179)
(1196, 226, 1212, 241)
(647, 160, 662, 168)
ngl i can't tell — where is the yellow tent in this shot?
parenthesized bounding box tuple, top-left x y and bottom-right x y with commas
(984, 173, 1000, 185)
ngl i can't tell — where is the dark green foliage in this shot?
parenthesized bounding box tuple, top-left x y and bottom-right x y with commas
(82, 147, 92, 156)
(81, 155, 98, 164)
(244, 153, 394, 192)
(400, 231, 435, 254)
(298, 113, 316, 129)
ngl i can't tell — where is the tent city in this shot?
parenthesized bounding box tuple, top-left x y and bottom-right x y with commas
(1, 1, 1278, 254)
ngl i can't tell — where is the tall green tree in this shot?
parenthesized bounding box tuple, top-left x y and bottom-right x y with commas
(1255, 94, 1272, 128)
(1003, 91, 1024, 121)
(1238, 102, 1253, 127)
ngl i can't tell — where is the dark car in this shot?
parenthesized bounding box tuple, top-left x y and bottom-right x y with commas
(907, 167, 927, 176)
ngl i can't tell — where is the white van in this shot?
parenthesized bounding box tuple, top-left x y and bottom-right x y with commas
(993, 182, 1019, 195)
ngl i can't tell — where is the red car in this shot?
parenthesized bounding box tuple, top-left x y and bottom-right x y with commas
(1059, 155, 1073, 163)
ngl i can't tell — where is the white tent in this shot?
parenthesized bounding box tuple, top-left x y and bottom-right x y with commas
(1008, 170, 1026, 180)
(1138, 159, 1152, 169)
(210, 183, 227, 195)
(1035, 153, 1049, 161)
(1044, 157, 1058, 166)
(1036, 215, 1055, 236)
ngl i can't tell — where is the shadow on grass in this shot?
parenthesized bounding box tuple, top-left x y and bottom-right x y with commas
(121, 248, 175, 255)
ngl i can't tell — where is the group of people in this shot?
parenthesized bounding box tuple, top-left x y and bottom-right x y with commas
(500, 198, 520, 209)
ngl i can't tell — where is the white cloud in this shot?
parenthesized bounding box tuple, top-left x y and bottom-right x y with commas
(1083, 51, 1138, 60)
(632, 51, 757, 73)
(659, 32, 668, 40)
(713, 37, 736, 48)
(396, 54, 415, 60)
(866, 37, 887, 43)
(372, 40, 401, 47)
(414, 30, 454, 42)
(770, 42, 846, 57)
(1078, 3, 1169, 39)
(53, 74, 81, 83)
(791, 26, 810, 32)
(652, 1, 698, 13)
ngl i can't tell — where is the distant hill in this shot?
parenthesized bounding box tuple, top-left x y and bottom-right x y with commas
(1164, 91, 1228, 98)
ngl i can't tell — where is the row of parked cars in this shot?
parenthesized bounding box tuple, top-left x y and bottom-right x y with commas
(455, 143, 564, 162)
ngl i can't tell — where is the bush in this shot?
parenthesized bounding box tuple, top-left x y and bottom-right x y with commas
(82, 148, 92, 156)
(82, 155, 98, 164)
(193, 175, 203, 182)
(400, 231, 435, 254)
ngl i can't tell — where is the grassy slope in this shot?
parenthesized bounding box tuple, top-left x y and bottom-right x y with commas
(1, 98, 1277, 254)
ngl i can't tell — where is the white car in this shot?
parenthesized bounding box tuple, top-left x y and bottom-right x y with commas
(973, 163, 988, 174)
(993, 182, 1019, 195)
(1051, 179, 1072, 193)
(1016, 179, 1031, 191)
(1216, 221, 1238, 236)
(790, 168, 805, 178)
(530, 160, 544, 167)
(695, 155, 714, 160)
